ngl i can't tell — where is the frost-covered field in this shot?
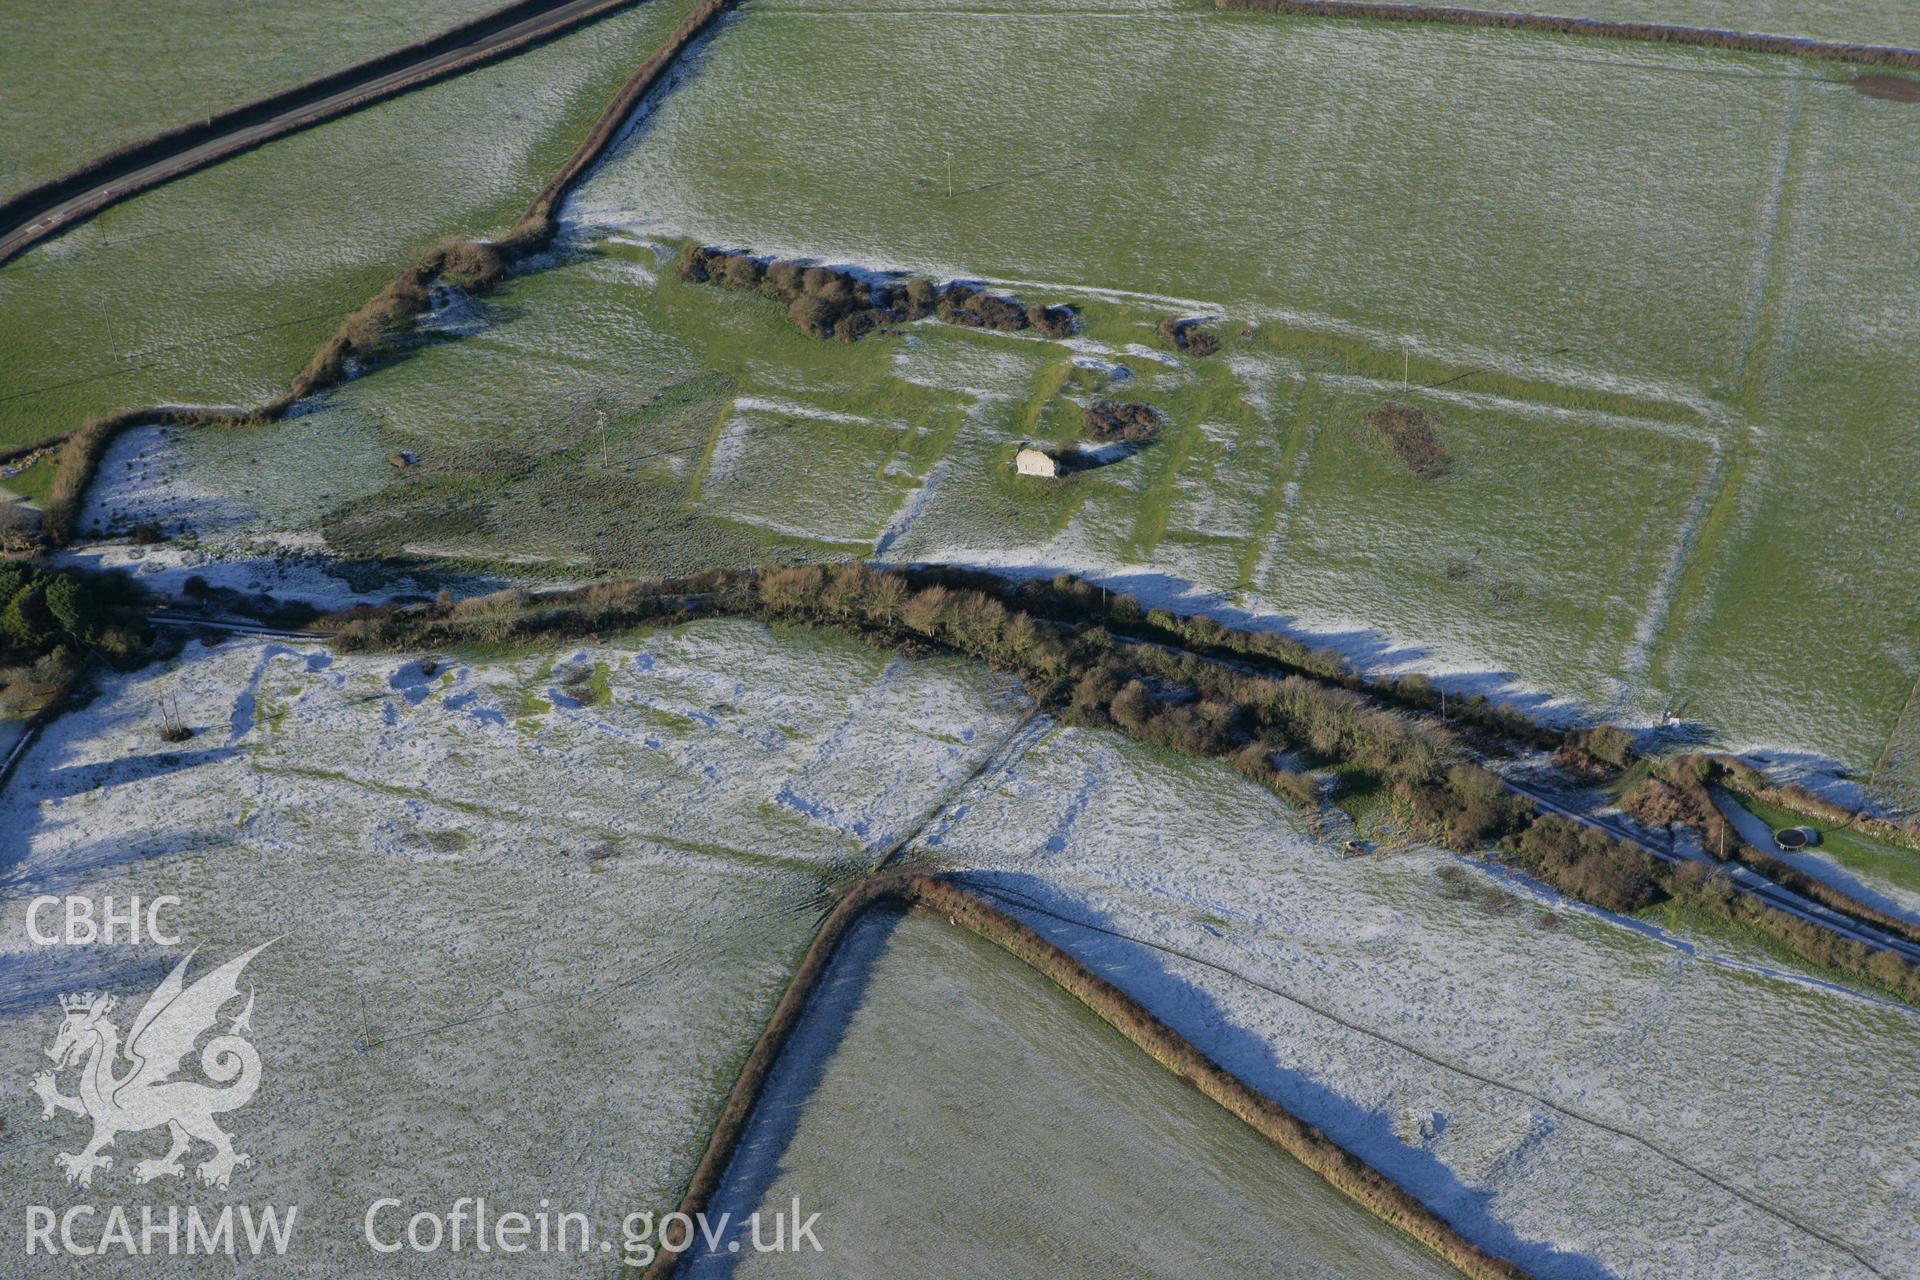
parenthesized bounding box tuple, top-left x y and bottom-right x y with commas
(0, 620, 1029, 1275)
(1644, 85, 1920, 786)
(0, 0, 704, 454)
(0, 0, 507, 198)
(104, 0, 1901, 787)
(684, 909, 1461, 1279)
(908, 724, 1920, 1280)
(561, 0, 1918, 775)
(14, 0, 1911, 789)
(576, 5, 1790, 400)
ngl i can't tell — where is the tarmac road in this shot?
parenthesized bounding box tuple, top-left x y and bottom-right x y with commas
(0, 0, 633, 265)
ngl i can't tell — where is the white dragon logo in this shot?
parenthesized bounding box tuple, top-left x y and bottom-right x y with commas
(31, 943, 271, 1189)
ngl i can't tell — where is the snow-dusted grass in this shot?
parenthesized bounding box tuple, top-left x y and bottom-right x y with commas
(1647, 83, 1920, 782)
(179, 0, 1897, 780)
(561, 0, 1915, 773)
(43, 0, 1911, 787)
(0, 619, 1030, 1276)
(683, 910, 1461, 1279)
(573, 6, 1789, 403)
(0, 0, 508, 199)
(909, 723, 1920, 1280)
(0, 0, 705, 453)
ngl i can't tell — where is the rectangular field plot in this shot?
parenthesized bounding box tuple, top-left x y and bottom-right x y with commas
(698, 397, 926, 546)
(1646, 83, 1920, 771)
(572, 5, 1797, 403)
(680, 910, 1461, 1280)
(302, 240, 977, 569)
(910, 722, 1920, 1280)
(1257, 378, 1717, 712)
(0, 621, 1030, 1277)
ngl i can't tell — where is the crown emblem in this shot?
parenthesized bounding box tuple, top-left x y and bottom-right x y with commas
(60, 992, 104, 1014)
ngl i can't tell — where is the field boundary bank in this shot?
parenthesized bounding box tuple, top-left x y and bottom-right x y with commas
(0, 0, 645, 266)
(512, 0, 735, 243)
(16, 0, 739, 547)
(1217, 0, 1920, 66)
(641, 870, 1532, 1280)
(318, 567, 1920, 999)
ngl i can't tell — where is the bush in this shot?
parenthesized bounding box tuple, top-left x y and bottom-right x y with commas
(787, 294, 841, 337)
(1026, 304, 1075, 337)
(901, 277, 938, 318)
(1569, 723, 1634, 769)
(0, 647, 81, 719)
(1157, 315, 1219, 356)
(764, 260, 805, 296)
(0, 566, 132, 664)
(1366, 402, 1451, 479)
(937, 284, 1026, 332)
(436, 240, 507, 291)
(1084, 400, 1161, 443)
(1, 577, 50, 648)
(676, 243, 714, 282)
(683, 247, 1054, 343)
(43, 574, 100, 643)
(1511, 816, 1662, 912)
(718, 254, 762, 291)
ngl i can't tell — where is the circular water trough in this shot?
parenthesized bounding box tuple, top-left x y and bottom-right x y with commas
(1773, 826, 1821, 851)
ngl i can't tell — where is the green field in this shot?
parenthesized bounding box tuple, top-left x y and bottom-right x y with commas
(186, 2, 1907, 775)
(1387, 1, 1920, 48)
(559, 2, 1915, 772)
(0, 0, 506, 199)
(1646, 83, 1920, 778)
(0, 0, 702, 452)
(692, 909, 1463, 1279)
(10, 0, 1914, 779)
(0, 453, 58, 504)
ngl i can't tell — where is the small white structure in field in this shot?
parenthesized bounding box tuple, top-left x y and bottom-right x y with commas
(1014, 446, 1059, 478)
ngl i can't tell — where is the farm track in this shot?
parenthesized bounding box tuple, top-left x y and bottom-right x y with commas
(0, 0, 642, 265)
(1097, 625, 1920, 969)
(1496, 769, 1920, 967)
